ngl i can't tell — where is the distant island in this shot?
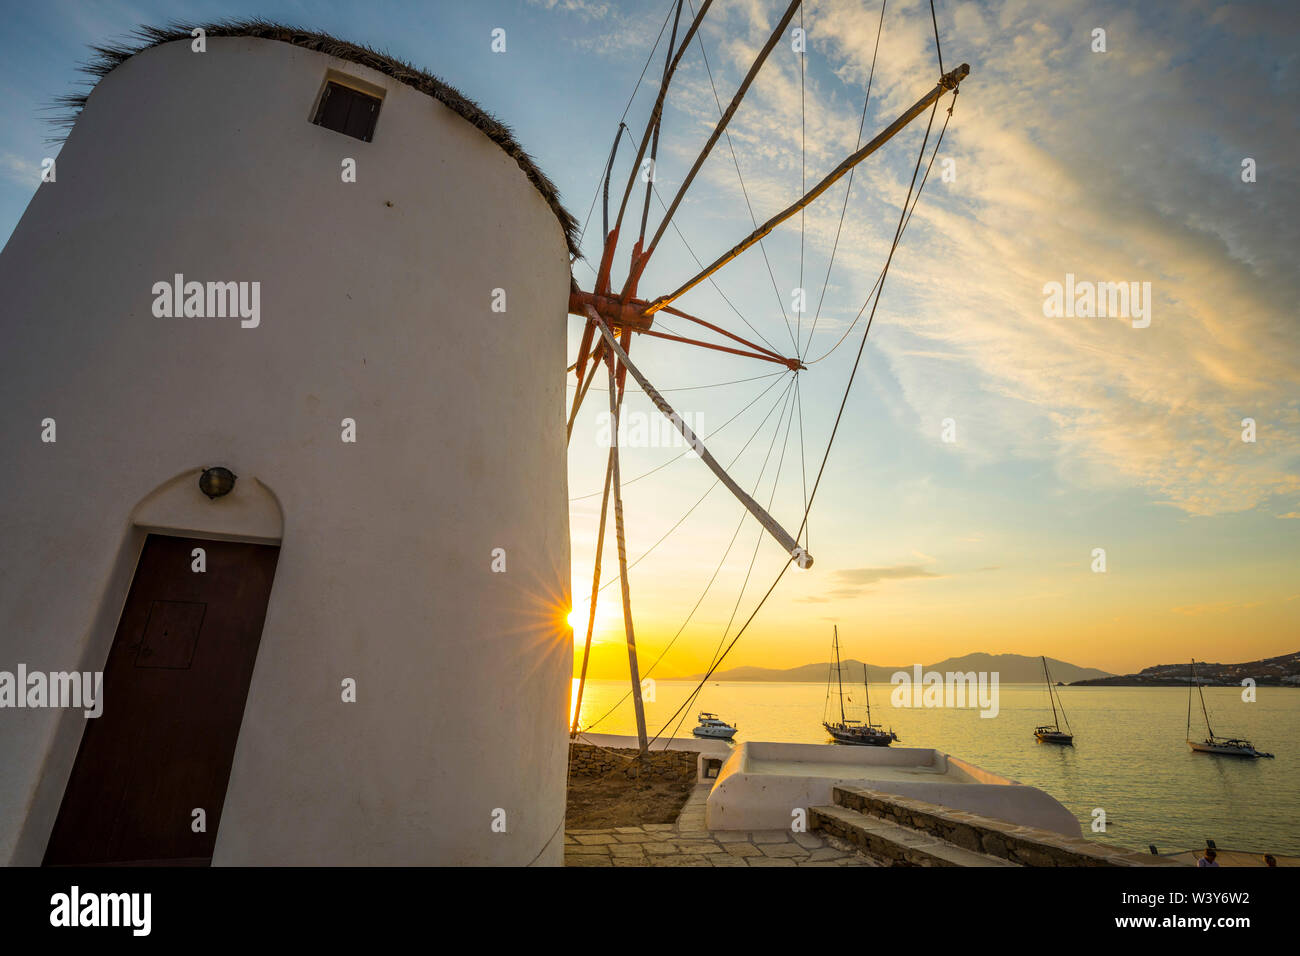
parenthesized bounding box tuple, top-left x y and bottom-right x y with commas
(675, 652, 1111, 685)
(1070, 651, 1300, 687)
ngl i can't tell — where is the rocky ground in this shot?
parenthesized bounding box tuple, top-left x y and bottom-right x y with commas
(564, 743, 879, 867)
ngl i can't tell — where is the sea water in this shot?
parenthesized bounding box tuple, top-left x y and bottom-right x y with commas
(571, 679, 1300, 856)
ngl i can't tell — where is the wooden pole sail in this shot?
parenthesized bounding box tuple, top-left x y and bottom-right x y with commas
(586, 305, 813, 569)
(610, 0, 715, 239)
(569, 452, 614, 736)
(566, 352, 602, 446)
(641, 0, 805, 265)
(637, 0, 685, 245)
(643, 62, 971, 316)
(606, 352, 650, 754)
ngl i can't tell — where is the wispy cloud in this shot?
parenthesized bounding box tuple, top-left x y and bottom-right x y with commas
(0, 151, 37, 189)
(1171, 599, 1266, 617)
(527, 0, 611, 18)
(795, 561, 942, 602)
(639, 0, 1300, 516)
(834, 564, 941, 585)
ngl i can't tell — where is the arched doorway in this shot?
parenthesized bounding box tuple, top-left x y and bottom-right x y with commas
(43, 470, 283, 866)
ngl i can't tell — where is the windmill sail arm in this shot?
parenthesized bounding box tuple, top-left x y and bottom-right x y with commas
(631, 326, 800, 367)
(567, 290, 804, 369)
(641, 0, 806, 263)
(611, 0, 715, 239)
(643, 62, 971, 317)
(585, 305, 812, 569)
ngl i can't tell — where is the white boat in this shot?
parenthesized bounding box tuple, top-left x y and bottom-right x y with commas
(1189, 738, 1273, 758)
(1187, 659, 1274, 758)
(692, 712, 737, 740)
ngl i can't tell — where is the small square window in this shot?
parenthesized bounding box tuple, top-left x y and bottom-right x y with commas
(313, 82, 382, 142)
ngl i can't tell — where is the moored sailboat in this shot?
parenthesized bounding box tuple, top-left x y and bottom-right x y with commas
(1033, 656, 1073, 745)
(822, 626, 897, 746)
(1187, 659, 1273, 758)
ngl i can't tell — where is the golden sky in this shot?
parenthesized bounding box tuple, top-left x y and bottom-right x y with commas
(563, 0, 1299, 680)
(3, 2, 1289, 681)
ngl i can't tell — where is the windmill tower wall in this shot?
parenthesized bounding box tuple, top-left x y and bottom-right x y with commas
(0, 36, 573, 864)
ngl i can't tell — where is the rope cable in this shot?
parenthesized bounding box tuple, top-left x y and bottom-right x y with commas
(795, 372, 809, 551)
(647, 559, 793, 747)
(801, 0, 886, 358)
(929, 0, 945, 75)
(804, 90, 955, 365)
(796, 96, 943, 542)
(593, 372, 796, 591)
(798, 3, 806, 351)
(686, 0, 799, 356)
(623, 125, 786, 357)
(665, 369, 799, 742)
(569, 369, 789, 501)
(578, 377, 797, 733)
(567, 370, 784, 395)
(574, 0, 681, 254)
(572, 4, 962, 749)
(641, 92, 954, 748)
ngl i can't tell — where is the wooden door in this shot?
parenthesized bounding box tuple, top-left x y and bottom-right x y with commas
(43, 533, 279, 866)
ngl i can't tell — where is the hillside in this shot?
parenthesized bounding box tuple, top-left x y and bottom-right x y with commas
(676, 653, 1111, 684)
(1071, 651, 1300, 687)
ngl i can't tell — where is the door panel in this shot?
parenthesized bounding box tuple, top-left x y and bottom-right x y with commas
(43, 533, 279, 866)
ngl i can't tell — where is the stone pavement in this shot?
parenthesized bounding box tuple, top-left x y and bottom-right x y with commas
(564, 783, 881, 867)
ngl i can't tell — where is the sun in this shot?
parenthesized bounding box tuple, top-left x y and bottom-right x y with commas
(568, 594, 618, 644)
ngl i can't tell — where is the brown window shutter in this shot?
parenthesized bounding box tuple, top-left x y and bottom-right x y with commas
(312, 82, 381, 142)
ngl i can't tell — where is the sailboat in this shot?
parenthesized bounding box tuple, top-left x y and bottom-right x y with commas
(822, 626, 897, 746)
(1033, 656, 1074, 745)
(1187, 659, 1273, 758)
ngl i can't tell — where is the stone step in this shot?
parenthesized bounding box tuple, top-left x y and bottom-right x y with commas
(810, 805, 1020, 868)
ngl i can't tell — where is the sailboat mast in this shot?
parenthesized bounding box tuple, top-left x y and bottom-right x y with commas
(1187, 660, 1193, 740)
(834, 626, 845, 724)
(863, 664, 872, 725)
(1193, 658, 1214, 738)
(1043, 656, 1060, 730)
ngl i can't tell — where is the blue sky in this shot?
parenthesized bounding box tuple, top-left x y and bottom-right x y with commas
(2, 0, 1297, 675)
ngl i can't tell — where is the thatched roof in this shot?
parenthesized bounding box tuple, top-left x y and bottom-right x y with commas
(53, 19, 580, 257)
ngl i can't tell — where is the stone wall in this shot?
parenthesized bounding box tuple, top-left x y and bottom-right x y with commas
(568, 744, 698, 781)
(825, 786, 1179, 867)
